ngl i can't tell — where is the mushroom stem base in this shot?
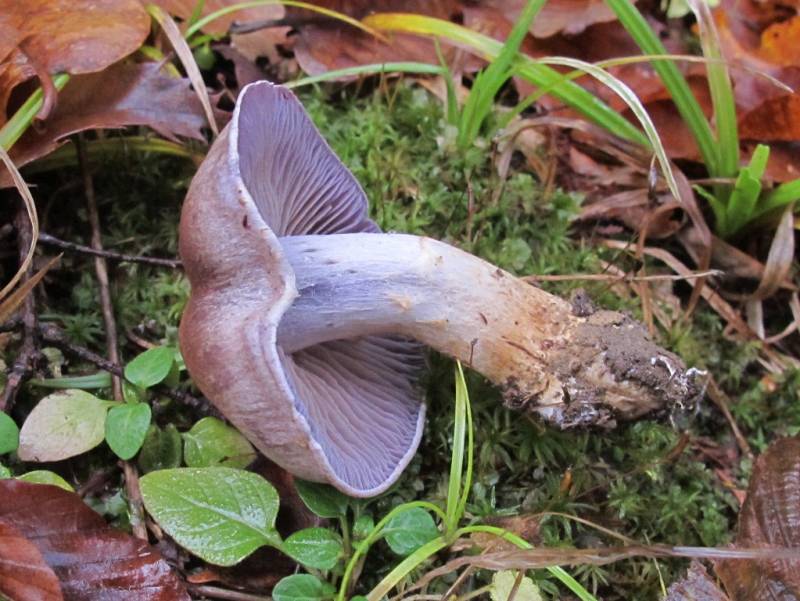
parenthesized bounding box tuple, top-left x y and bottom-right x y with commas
(278, 234, 701, 428)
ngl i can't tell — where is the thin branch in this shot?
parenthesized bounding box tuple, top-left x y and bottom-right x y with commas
(37, 322, 212, 413)
(1, 200, 40, 411)
(187, 585, 272, 601)
(37, 232, 182, 268)
(524, 269, 722, 283)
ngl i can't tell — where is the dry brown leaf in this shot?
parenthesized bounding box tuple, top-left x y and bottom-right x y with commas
(0, 520, 63, 601)
(0, 0, 149, 124)
(482, 0, 623, 39)
(152, 0, 289, 64)
(665, 561, 730, 601)
(0, 62, 212, 188)
(0, 480, 189, 600)
(715, 436, 800, 600)
(0, 254, 60, 324)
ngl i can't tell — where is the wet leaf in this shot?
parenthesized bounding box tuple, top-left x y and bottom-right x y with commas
(17, 390, 114, 462)
(2, 63, 211, 187)
(138, 424, 183, 473)
(105, 403, 152, 460)
(272, 574, 336, 601)
(0, 411, 19, 454)
(383, 507, 440, 556)
(0, 479, 189, 599)
(182, 417, 256, 469)
(484, 0, 621, 38)
(16, 471, 74, 492)
(140, 467, 281, 566)
(0, 520, 63, 601)
(295, 479, 350, 518)
(124, 346, 176, 390)
(0, 0, 149, 122)
(715, 436, 800, 599)
(281, 527, 343, 570)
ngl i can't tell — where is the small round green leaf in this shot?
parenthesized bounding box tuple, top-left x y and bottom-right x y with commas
(140, 467, 281, 566)
(0, 411, 19, 454)
(295, 479, 350, 518)
(182, 417, 256, 469)
(0, 464, 11, 478)
(105, 403, 152, 460)
(17, 470, 74, 491)
(490, 571, 543, 601)
(383, 507, 440, 556)
(138, 424, 182, 473)
(18, 390, 113, 462)
(124, 346, 175, 389)
(281, 527, 343, 570)
(353, 513, 374, 540)
(272, 574, 336, 601)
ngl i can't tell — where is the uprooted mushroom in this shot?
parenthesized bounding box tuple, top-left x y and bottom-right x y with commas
(179, 81, 703, 497)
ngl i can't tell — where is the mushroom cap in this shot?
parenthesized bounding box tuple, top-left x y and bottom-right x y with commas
(179, 81, 426, 497)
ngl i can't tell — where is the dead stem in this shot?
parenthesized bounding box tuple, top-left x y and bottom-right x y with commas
(1, 200, 40, 411)
(187, 585, 272, 601)
(77, 135, 146, 540)
(38, 232, 182, 269)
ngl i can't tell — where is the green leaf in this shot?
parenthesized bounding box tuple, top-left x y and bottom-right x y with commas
(383, 507, 440, 556)
(138, 424, 182, 473)
(295, 479, 350, 518)
(0, 411, 19, 454)
(17, 390, 114, 461)
(124, 346, 176, 389)
(353, 513, 374, 540)
(105, 403, 152, 460)
(281, 527, 343, 570)
(29, 371, 112, 389)
(140, 467, 281, 566)
(272, 574, 335, 601)
(490, 571, 543, 601)
(0, 464, 10, 478)
(182, 417, 256, 469)
(17, 470, 74, 492)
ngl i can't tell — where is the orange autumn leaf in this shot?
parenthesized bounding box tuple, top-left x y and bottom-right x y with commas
(759, 15, 800, 67)
(0, 0, 149, 125)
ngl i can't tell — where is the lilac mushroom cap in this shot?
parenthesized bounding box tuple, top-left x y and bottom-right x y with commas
(179, 82, 425, 497)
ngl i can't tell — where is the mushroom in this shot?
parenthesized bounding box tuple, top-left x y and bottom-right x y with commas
(179, 81, 701, 497)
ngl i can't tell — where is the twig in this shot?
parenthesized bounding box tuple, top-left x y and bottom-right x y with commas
(1, 200, 40, 411)
(77, 136, 144, 539)
(524, 269, 722, 283)
(187, 585, 272, 601)
(37, 322, 212, 413)
(706, 376, 753, 460)
(37, 232, 182, 269)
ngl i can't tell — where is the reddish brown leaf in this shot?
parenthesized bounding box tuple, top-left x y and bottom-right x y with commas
(0, 0, 149, 123)
(715, 436, 800, 600)
(151, 0, 289, 64)
(0, 520, 63, 601)
(482, 0, 623, 39)
(0, 62, 212, 188)
(739, 93, 800, 142)
(0, 480, 189, 600)
(666, 561, 730, 601)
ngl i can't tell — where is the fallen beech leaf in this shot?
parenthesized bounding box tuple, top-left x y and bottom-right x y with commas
(0, 520, 63, 601)
(0, 0, 149, 123)
(0, 479, 189, 600)
(758, 15, 800, 67)
(715, 436, 800, 599)
(665, 561, 730, 600)
(739, 93, 800, 142)
(483, 0, 623, 38)
(151, 0, 288, 64)
(1, 62, 212, 188)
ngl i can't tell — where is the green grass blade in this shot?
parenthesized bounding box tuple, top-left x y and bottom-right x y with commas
(723, 144, 769, 236)
(445, 365, 467, 536)
(454, 363, 474, 530)
(755, 178, 800, 219)
(606, 0, 718, 174)
(285, 62, 446, 89)
(458, 0, 545, 148)
(687, 0, 739, 179)
(364, 13, 649, 147)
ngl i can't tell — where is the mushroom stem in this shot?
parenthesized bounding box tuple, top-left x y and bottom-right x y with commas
(278, 234, 700, 427)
